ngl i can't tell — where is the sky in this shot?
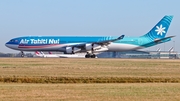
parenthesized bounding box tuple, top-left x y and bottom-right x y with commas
(0, 0, 179, 53)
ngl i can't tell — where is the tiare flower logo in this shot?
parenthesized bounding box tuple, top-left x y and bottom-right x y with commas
(155, 24, 166, 36)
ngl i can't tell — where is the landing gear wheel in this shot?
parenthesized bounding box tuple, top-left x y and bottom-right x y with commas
(91, 54, 96, 58)
(85, 54, 91, 58)
(85, 54, 96, 58)
(21, 51, 25, 57)
(21, 54, 24, 57)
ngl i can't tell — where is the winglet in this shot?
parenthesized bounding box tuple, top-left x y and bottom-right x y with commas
(118, 35, 125, 40)
(109, 34, 125, 43)
(35, 51, 40, 55)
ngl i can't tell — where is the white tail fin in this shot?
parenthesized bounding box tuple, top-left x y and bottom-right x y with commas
(48, 51, 52, 54)
(169, 47, 174, 52)
(156, 48, 161, 52)
(35, 51, 40, 55)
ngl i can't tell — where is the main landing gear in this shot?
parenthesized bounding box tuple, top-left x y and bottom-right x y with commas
(85, 53, 97, 58)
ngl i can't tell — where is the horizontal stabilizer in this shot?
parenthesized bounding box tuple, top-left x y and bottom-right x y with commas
(142, 36, 175, 47)
(154, 36, 175, 43)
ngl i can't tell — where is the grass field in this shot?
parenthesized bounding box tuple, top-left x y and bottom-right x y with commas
(0, 58, 180, 83)
(0, 83, 180, 101)
(0, 58, 180, 100)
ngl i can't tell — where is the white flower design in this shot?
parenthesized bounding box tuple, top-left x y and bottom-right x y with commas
(155, 24, 166, 36)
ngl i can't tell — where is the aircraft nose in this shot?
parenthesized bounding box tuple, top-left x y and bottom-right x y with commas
(5, 43, 8, 47)
(5, 42, 10, 48)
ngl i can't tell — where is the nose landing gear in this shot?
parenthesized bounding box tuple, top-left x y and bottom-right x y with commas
(21, 51, 25, 57)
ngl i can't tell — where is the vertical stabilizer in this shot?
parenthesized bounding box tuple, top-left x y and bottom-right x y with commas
(142, 15, 173, 40)
(169, 47, 174, 52)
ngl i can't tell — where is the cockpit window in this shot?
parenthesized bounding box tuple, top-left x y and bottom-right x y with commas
(10, 39, 18, 43)
(10, 40, 14, 42)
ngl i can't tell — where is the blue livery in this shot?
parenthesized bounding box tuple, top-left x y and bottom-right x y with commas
(5, 15, 174, 58)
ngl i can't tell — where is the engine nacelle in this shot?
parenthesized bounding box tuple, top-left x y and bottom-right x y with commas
(65, 47, 81, 54)
(85, 44, 92, 51)
(93, 44, 101, 50)
(85, 44, 101, 51)
(73, 47, 81, 53)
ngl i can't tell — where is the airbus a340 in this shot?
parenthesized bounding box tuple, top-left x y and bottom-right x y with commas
(5, 15, 174, 58)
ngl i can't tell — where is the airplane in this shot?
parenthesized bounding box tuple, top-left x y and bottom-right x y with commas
(34, 51, 60, 58)
(156, 48, 161, 52)
(5, 15, 174, 58)
(168, 47, 174, 52)
(34, 51, 85, 58)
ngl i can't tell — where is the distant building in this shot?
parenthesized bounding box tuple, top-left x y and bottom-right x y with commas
(97, 48, 180, 59)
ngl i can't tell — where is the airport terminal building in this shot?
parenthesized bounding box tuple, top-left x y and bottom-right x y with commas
(98, 49, 180, 59)
(123, 51, 179, 59)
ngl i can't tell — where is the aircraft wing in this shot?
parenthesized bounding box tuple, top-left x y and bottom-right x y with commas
(94, 35, 125, 45)
(64, 35, 125, 53)
(68, 35, 125, 48)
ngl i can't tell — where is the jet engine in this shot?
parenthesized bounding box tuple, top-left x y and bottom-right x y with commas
(65, 47, 81, 54)
(85, 44, 101, 51)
